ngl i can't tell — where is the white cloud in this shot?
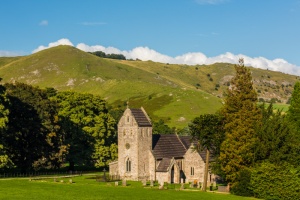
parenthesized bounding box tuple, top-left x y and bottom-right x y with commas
(39, 20, 48, 26)
(32, 38, 74, 53)
(0, 50, 23, 57)
(32, 38, 300, 76)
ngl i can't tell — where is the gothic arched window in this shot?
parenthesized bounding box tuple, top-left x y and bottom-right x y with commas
(126, 158, 131, 172)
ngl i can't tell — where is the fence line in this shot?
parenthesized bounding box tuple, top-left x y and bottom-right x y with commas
(0, 171, 86, 178)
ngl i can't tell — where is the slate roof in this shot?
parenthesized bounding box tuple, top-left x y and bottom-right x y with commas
(152, 134, 210, 162)
(152, 134, 188, 159)
(130, 108, 152, 127)
(156, 158, 171, 172)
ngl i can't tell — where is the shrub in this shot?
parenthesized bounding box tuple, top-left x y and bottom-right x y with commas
(250, 162, 300, 200)
(230, 168, 253, 197)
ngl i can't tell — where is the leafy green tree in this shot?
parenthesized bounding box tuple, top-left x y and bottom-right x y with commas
(219, 59, 261, 184)
(189, 114, 225, 191)
(4, 82, 67, 171)
(152, 119, 175, 134)
(55, 91, 117, 170)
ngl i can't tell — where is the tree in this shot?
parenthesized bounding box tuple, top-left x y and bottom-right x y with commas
(55, 91, 117, 170)
(189, 114, 225, 191)
(152, 119, 175, 134)
(219, 59, 261, 184)
(254, 103, 300, 166)
(4, 82, 67, 171)
(287, 82, 300, 127)
(0, 78, 11, 168)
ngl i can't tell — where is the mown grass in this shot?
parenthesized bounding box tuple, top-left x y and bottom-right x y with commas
(0, 175, 258, 200)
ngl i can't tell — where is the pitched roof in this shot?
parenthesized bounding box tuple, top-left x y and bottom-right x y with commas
(156, 158, 171, 172)
(130, 108, 152, 127)
(152, 134, 212, 162)
(152, 134, 188, 159)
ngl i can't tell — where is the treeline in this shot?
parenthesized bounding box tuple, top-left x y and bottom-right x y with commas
(0, 80, 117, 172)
(189, 59, 300, 200)
(89, 51, 126, 60)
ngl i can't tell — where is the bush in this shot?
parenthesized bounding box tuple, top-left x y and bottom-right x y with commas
(230, 168, 253, 197)
(251, 162, 300, 200)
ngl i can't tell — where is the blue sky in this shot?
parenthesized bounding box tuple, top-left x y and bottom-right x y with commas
(1, 0, 300, 75)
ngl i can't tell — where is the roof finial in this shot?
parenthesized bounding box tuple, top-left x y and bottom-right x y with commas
(126, 99, 129, 109)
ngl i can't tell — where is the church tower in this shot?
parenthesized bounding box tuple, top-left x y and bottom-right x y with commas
(117, 107, 152, 180)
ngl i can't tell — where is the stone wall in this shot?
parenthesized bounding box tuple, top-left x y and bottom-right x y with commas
(183, 147, 205, 183)
(118, 109, 139, 180)
(156, 172, 169, 185)
(149, 151, 156, 181)
(117, 108, 152, 181)
(109, 161, 118, 176)
(137, 127, 152, 180)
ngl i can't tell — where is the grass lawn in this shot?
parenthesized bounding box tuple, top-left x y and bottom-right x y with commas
(0, 174, 258, 200)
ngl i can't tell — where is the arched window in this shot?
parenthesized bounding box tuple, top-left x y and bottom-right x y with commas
(127, 116, 130, 123)
(191, 167, 194, 176)
(126, 158, 131, 172)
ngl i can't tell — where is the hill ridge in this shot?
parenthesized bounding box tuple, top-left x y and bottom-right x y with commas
(0, 45, 296, 128)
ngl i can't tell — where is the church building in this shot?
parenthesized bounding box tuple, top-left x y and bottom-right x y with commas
(109, 107, 215, 185)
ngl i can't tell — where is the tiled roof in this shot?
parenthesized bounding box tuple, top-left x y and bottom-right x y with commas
(130, 108, 152, 127)
(156, 158, 171, 172)
(152, 134, 188, 159)
(152, 134, 212, 162)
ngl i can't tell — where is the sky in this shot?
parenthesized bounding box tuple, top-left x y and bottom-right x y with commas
(1, 0, 300, 75)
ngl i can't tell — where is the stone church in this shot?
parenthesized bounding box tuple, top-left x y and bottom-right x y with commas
(109, 107, 215, 185)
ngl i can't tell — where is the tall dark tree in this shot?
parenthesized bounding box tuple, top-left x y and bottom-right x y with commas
(0, 78, 11, 168)
(4, 82, 67, 171)
(189, 113, 225, 191)
(287, 82, 300, 127)
(219, 59, 261, 184)
(255, 103, 300, 166)
(55, 91, 117, 170)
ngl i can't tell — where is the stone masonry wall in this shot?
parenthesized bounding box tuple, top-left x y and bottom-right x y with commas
(183, 147, 205, 183)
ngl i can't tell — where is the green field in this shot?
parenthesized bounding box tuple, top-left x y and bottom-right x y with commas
(0, 45, 296, 129)
(0, 174, 258, 200)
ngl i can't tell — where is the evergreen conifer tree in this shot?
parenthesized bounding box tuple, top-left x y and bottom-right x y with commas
(287, 82, 300, 127)
(219, 59, 261, 184)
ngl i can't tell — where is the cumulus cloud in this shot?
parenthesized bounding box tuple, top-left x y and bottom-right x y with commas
(32, 38, 300, 76)
(32, 38, 74, 53)
(39, 20, 48, 26)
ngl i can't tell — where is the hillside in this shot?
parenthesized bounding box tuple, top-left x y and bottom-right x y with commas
(0, 45, 297, 129)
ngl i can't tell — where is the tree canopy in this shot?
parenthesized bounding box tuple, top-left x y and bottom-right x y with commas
(3, 82, 67, 171)
(219, 59, 261, 183)
(55, 91, 117, 170)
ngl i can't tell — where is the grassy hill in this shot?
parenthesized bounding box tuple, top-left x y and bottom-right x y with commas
(0, 45, 297, 129)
